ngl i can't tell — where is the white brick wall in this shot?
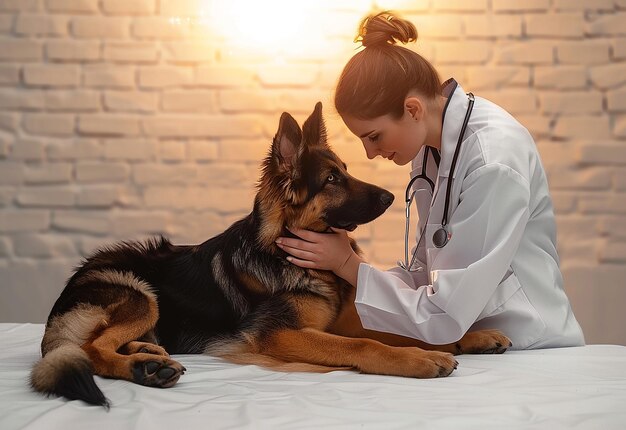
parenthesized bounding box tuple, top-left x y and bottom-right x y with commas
(0, 0, 624, 346)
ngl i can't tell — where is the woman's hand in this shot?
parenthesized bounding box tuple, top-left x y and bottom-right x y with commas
(275, 227, 364, 284)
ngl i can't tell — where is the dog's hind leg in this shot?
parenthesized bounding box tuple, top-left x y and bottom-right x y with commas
(80, 276, 185, 388)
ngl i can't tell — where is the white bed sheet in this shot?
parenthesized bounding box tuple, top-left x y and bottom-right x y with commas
(1, 323, 625, 430)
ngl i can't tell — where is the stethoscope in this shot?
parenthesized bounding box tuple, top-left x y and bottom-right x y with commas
(399, 92, 475, 272)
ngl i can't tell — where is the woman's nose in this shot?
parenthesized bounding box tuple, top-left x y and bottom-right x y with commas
(363, 142, 377, 160)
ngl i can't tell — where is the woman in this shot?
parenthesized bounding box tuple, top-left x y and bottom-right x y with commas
(275, 12, 584, 349)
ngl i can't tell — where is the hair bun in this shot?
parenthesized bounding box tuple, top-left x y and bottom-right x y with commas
(356, 11, 417, 49)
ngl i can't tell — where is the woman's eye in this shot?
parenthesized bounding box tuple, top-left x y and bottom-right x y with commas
(368, 134, 379, 143)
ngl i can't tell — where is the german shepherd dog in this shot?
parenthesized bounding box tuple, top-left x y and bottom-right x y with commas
(30, 103, 511, 408)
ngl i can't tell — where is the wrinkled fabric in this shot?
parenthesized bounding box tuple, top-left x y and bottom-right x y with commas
(1, 324, 625, 430)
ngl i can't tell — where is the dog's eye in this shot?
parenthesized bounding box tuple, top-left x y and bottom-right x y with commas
(327, 174, 338, 184)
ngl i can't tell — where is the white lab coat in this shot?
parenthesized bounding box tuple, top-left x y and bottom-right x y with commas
(355, 79, 585, 350)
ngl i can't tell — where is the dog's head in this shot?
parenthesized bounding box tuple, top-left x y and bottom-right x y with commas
(256, 102, 394, 247)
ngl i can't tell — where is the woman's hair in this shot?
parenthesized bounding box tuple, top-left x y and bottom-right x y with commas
(334, 11, 441, 120)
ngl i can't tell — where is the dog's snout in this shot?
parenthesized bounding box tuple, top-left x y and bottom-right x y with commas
(380, 191, 394, 207)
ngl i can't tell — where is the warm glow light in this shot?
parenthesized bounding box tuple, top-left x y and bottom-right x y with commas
(169, 0, 372, 54)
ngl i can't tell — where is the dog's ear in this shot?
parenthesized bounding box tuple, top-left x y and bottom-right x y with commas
(302, 102, 328, 147)
(272, 112, 302, 170)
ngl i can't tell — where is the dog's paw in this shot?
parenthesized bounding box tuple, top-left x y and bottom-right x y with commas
(121, 341, 170, 357)
(132, 357, 186, 388)
(455, 329, 512, 355)
(382, 350, 458, 379)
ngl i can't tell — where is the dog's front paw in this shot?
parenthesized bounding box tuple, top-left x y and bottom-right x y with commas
(455, 329, 512, 355)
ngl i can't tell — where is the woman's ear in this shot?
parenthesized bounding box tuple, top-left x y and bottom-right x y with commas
(405, 96, 424, 121)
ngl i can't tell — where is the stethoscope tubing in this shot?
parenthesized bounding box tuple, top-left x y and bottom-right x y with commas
(401, 92, 475, 271)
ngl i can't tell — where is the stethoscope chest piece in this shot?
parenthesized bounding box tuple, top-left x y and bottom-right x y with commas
(432, 227, 450, 248)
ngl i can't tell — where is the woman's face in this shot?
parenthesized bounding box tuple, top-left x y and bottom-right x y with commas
(341, 99, 429, 166)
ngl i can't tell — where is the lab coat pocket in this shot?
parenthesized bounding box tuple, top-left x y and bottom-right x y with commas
(425, 223, 442, 283)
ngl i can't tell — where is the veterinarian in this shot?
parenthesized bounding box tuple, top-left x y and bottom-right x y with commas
(276, 12, 585, 350)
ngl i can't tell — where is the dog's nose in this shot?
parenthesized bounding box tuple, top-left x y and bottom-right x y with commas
(380, 191, 394, 207)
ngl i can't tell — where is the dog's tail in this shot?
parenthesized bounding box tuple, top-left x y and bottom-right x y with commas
(30, 342, 109, 409)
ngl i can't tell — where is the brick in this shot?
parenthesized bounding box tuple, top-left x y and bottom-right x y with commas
(434, 41, 491, 64)
(0, 0, 40, 11)
(77, 186, 121, 207)
(0, 113, 18, 132)
(76, 162, 129, 183)
(16, 187, 75, 207)
(493, 0, 550, 11)
(104, 138, 157, 160)
(599, 241, 626, 264)
(132, 17, 188, 39)
(0, 210, 49, 232)
(548, 166, 611, 190)
(188, 140, 218, 161)
(23, 65, 80, 88)
(0, 89, 45, 109)
(46, 40, 101, 61)
(539, 91, 603, 115)
(0, 39, 42, 61)
(15, 14, 68, 36)
(277, 91, 334, 115)
(143, 115, 262, 138)
(13, 234, 77, 258)
(0, 65, 19, 85)
(608, 88, 626, 112)
(218, 90, 275, 113)
(590, 63, 626, 89)
(104, 91, 157, 112)
(112, 212, 170, 236)
(553, 116, 611, 139)
(162, 90, 217, 112)
(576, 140, 626, 165)
(373, 0, 430, 12)
(160, 0, 204, 15)
(53, 210, 110, 234)
(71, 17, 129, 39)
(557, 41, 611, 64)
(103, 42, 159, 63)
(0, 162, 23, 185)
(47, 139, 102, 160)
(196, 163, 257, 185)
(138, 66, 192, 88)
(78, 115, 141, 136)
(588, 13, 626, 36)
(24, 163, 72, 184)
(11, 139, 45, 161)
(23, 114, 75, 137)
(534, 66, 587, 89)
(536, 141, 578, 166)
(196, 65, 255, 87)
(0, 237, 11, 256)
(465, 66, 529, 90)
(46, 0, 99, 13)
(158, 140, 186, 161)
(102, 0, 155, 15)
(133, 164, 198, 185)
(464, 14, 522, 38)
(84, 65, 135, 88)
(598, 216, 626, 239)
(479, 90, 538, 114)
(144, 186, 254, 212)
(162, 42, 215, 63)
(45, 90, 100, 112)
(525, 13, 584, 38)
(257, 65, 319, 87)
(495, 41, 554, 64)
(554, 0, 614, 11)
(407, 15, 463, 39)
(432, 0, 487, 11)
(578, 194, 626, 215)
